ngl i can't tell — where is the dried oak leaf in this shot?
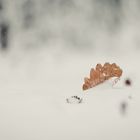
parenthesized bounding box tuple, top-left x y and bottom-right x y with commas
(83, 63, 123, 90)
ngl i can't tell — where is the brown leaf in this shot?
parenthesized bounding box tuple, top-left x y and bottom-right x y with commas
(83, 63, 123, 90)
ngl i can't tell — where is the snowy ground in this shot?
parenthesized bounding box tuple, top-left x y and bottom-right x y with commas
(0, 47, 140, 140)
(1, 0, 140, 139)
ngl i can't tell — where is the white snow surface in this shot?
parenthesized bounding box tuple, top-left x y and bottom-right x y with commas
(1, 0, 140, 139)
(0, 47, 140, 140)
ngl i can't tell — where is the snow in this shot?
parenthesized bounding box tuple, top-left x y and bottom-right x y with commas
(0, 48, 140, 140)
(0, 0, 140, 139)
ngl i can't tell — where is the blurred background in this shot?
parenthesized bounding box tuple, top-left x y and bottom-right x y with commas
(0, 0, 139, 90)
(0, 0, 140, 140)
